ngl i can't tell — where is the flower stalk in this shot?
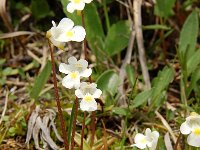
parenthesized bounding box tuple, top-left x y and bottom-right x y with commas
(47, 40, 69, 150)
(81, 10, 96, 147)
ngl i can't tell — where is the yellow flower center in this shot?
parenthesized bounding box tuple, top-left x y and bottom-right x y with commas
(70, 72, 78, 79)
(75, 63, 82, 68)
(66, 31, 74, 38)
(194, 128, 200, 135)
(84, 95, 92, 102)
(58, 44, 64, 50)
(140, 138, 147, 144)
(190, 112, 199, 116)
(72, 0, 81, 4)
(46, 30, 52, 38)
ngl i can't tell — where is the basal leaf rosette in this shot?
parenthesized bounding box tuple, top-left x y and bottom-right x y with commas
(180, 112, 200, 147)
(75, 82, 102, 112)
(59, 57, 92, 89)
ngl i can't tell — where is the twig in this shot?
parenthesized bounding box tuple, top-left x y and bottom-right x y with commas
(90, 111, 96, 147)
(48, 40, 69, 150)
(71, 97, 79, 150)
(80, 112, 86, 150)
(0, 91, 9, 125)
(133, 0, 151, 90)
(118, 27, 135, 106)
(101, 119, 108, 150)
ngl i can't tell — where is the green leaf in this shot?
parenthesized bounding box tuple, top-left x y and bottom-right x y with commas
(74, 133, 91, 150)
(112, 107, 128, 116)
(132, 89, 152, 108)
(96, 70, 120, 96)
(179, 11, 199, 61)
(3, 67, 13, 76)
(143, 24, 171, 30)
(154, 0, 176, 18)
(186, 68, 200, 97)
(187, 49, 200, 75)
(125, 64, 135, 86)
(68, 100, 76, 144)
(30, 61, 52, 100)
(105, 20, 131, 56)
(0, 59, 6, 66)
(84, 3, 105, 57)
(151, 66, 174, 99)
(30, 0, 54, 19)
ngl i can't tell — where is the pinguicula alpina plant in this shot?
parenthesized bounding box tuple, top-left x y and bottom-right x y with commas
(180, 112, 200, 147)
(67, 0, 93, 13)
(132, 128, 159, 150)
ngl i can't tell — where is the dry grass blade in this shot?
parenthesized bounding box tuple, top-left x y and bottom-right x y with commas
(25, 107, 64, 150)
(0, 0, 13, 31)
(0, 91, 9, 125)
(25, 106, 40, 147)
(164, 132, 173, 150)
(0, 31, 35, 39)
(155, 111, 177, 143)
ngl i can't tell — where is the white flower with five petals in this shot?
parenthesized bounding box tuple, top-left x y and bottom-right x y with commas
(180, 112, 200, 147)
(75, 82, 102, 112)
(59, 57, 92, 89)
(132, 128, 159, 150)
(50, 18, 86, 42)
(67, 0, 93, 13)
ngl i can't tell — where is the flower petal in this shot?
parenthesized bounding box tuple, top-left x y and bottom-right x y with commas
(71, 26, 86, 42)
(57, 18, 74, 31)
(49, 37, 65, 50)
(59, 63, 71, 74)
(75, 89, 84, 98)
(83, 0, 93, 3)
(78, 59, 88, 68)
(134, 133, 148, 149)
(72, 1, 85, 10)
(68, 56, 77, 64)
(62, 75, 80, 89)
(187, 132, 200, 147)
(93, 89, 102, 98)
(80, 68, 92, 77)
(180, 122, 191, 135)
(67, 2, 75, 13)
(80, 99, 97, 112)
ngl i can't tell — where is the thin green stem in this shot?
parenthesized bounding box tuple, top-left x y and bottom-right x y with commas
(70, 97, 79, 150)
(80, 112, 86, 150)
(48, 40, 69, 150)
(103, 0, 110, 31)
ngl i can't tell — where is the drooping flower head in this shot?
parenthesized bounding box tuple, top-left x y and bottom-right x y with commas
(67, 0, 93, 13)
(46, 30, 65, 50)
(75, 82, 102, 112)
(59, 57, 92, 89)
(50, 18, 86, 43)
(132, 128, 159, 150)
(180, 112, 200, 147)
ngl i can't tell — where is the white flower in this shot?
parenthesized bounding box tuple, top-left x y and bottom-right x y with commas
(67, 0, 93, 13)
(75, 82, 102, 112)
(50, 18, 86, 42)
(132, 128, 159, 150)
(59, 56, 92, 89)
(180, 112, 200, 147)
(46, 30, 65, 50)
